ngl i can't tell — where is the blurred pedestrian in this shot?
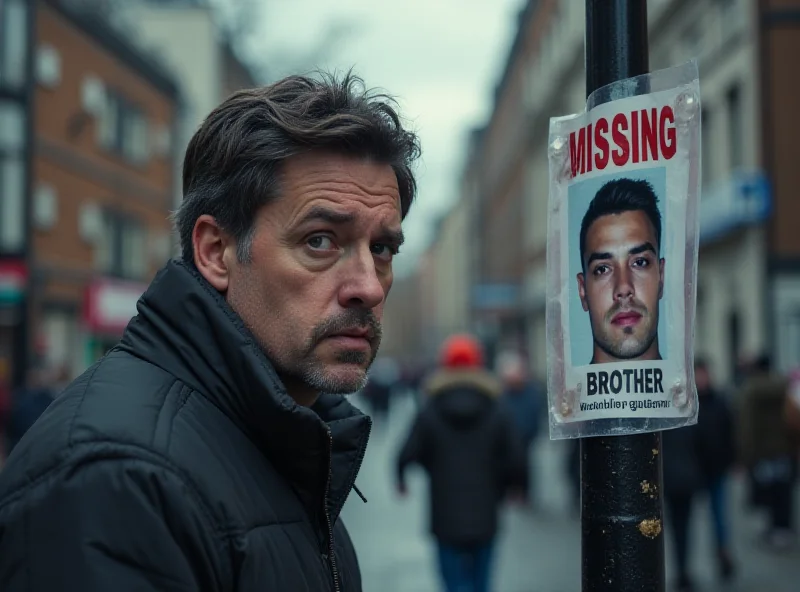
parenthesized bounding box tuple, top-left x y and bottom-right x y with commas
(497, 350, 545, 507)
(736, 354, 769, 511)
(0, 71, 421, 591)
(362, 356, 399, 426)
(4, 359, 59, 456)
(663, 417, 704, 591)
(396, 334, 527, 592)
(737, 354, 797, 551)
(694, 358, 736, 582)
(786, 367, 800, 433)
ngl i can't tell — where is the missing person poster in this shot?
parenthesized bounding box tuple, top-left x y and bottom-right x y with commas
(546, 62, 701, 439)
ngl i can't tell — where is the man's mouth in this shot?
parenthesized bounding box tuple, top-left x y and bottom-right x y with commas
(333, 327, 371, 339)
(611, 311, 643, 327)
(324, 328, 373, 349)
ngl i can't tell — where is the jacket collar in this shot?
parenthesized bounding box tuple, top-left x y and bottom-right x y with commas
(119, 259, 371, 523)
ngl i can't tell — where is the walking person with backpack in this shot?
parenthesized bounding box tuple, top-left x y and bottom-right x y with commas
(396, 334, 528, 592)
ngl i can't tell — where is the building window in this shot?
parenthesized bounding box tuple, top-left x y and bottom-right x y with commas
(96, 91, 149, 165)
(0, 101, 24, 151)
(122, 107, 148, 164)
(0, 0, 28, 90)
(94, 210, 148, 280)
(121, 218, 147, 279)
(0, 154, 24, 252)
(726, 84, 742, 171)
(97, 92, 120, 151)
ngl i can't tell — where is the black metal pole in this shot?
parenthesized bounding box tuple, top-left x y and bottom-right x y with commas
(581, 2, 665, 591)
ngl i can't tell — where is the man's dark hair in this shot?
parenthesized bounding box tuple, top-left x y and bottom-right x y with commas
(579, 178, 662, 268)
(174, 70, 422, 262)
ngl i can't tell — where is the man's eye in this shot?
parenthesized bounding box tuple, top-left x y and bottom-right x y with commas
(632, 257, 650, 268)
(371, 244, 397, 261)
(307, 236, 335, 251)
(592, 264, 609, 276)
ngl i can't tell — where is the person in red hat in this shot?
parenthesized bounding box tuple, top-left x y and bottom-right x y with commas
(396, 333, 527, 592)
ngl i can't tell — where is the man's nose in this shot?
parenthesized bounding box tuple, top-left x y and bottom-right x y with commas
(337, 247, 386, 309)
(614, 267, 634, 301)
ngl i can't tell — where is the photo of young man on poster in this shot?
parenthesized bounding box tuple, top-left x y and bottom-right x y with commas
(576, 178, 665, 365)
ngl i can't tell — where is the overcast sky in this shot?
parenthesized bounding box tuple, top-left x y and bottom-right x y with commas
(217, 0, 525, 276)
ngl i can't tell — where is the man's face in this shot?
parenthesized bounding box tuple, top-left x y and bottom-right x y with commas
(577, 210, 664, 363)
(225, 152, 402, 400)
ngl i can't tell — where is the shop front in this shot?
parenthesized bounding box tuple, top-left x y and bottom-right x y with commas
(82, 277, 148, 365)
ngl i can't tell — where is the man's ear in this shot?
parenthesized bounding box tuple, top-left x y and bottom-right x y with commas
(577, 272, 589, 312)
(658, 258, 665, 300)
(192, 215, 234, 292)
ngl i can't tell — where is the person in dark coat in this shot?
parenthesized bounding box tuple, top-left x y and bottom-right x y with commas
(663, 420, 704, 592)
(4, 360, 58, 455)
(694, 359, 737, 581)
(736, 354, 797, 550)
(497, 350, 545, 506)
(396, 334, 527, 592)
(0, 71, 421, 591)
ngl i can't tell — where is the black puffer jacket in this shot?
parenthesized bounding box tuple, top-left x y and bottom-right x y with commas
(0, 260, 371, 591)
(396, 369, 527, 546)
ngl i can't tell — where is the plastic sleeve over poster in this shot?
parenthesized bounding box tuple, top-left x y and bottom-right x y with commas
(545, 61, 701, 440)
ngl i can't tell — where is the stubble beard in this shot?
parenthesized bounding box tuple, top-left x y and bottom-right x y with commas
(593, 306, 659, 361)
(267, 310, 383, 395)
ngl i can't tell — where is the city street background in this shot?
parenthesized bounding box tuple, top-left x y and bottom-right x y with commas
(1, 0, 800, 590)
(343, 392, 800, 592)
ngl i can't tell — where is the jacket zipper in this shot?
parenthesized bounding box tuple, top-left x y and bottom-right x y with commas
(323, 429, 341, 592)
(323, 416, 372, 592)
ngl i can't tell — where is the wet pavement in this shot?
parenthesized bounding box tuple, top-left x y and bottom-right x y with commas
(342, 392, 800, 592)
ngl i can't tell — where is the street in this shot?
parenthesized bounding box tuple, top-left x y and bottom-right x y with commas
(342, 393, 800, 592)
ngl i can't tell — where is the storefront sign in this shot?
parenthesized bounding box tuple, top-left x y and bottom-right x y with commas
(699, 170, 771, 244)
(0, 260, 26, 305)
(471, 283, 520, 311)
(83, 278, 147, 335)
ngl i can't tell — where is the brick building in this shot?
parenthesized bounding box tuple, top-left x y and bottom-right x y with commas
(27, 0, 180, 379)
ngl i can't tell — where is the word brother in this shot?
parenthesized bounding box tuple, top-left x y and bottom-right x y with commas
(587, 368, 664, 397)
(569, 105, 677, 179)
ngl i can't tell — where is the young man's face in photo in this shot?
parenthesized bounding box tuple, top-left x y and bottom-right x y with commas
(578, 209, 665, 363)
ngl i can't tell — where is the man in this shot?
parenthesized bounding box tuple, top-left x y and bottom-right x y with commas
(662, 409, 703, 592)
(694, 358, 737, 583)
(0, 72, 420, 591)
(577, 178, 665, 364)
(497, 350, 544, 506)
(361, 356, 399, 426)
(396, 334, 527, 592)
(737, 354, 796, 551)
(5, 359, 59, 455)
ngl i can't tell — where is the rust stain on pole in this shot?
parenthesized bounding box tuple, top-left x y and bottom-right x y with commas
(637, 519, 662, 539)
